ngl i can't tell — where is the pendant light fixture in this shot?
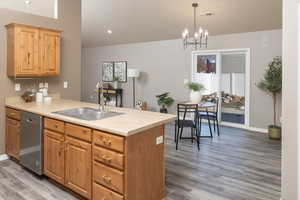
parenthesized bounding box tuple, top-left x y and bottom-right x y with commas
(182, 3, 209, 49)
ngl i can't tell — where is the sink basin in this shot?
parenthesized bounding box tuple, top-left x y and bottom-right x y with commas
(53, 107, 123, 121)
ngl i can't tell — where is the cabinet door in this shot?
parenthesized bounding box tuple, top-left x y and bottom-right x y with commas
(65, 137, 92, 199)
(40, 30, 61, 76)
(6, 118, 20, 160)
(15, 26, 40, 76)
(44, 130, 65, 185)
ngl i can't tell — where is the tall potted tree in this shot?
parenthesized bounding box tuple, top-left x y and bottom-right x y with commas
(257, 56, 282, 140)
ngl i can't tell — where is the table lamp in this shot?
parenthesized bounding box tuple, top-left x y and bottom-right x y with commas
(127, 69, 140, 108)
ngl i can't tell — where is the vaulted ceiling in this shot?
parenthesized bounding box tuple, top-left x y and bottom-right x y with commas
(82, 0, 282, 47)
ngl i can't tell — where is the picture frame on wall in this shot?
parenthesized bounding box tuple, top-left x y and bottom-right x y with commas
(114, 61, 127, 82)
(102, 61, 114, 82)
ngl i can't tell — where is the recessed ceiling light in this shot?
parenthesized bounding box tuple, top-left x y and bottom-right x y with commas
(25, 0, 32, 5)
(107, 30, 112, 34)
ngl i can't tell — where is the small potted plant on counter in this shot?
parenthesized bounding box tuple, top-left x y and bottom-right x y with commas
(156, 92, 175, 113)
(186, 82, 205, 103)
(257, 56, 282, 140)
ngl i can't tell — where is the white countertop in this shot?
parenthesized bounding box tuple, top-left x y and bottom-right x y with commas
(5, 97, 176, 137)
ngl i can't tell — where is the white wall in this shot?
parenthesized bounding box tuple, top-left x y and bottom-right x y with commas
(82, 29, 282, 129)
(282, 0, 298, 199)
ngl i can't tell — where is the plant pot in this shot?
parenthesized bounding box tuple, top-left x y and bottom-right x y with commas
(160, 105, 168, 113)
(190, 91, 202, 103)
(113, 81, 119, 89)
(268, 125, 281, 140)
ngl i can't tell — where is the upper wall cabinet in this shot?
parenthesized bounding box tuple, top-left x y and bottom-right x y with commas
(6, 23, 61, 77)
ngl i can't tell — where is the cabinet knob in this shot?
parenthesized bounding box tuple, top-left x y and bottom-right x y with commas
(102, 175, 112, 184)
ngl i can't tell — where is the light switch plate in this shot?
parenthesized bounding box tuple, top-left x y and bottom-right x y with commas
(184, 79, 189, 84)
(63, 81, 68, 88)
(156, 136, 164, 145)
(15, 83, 21, 91)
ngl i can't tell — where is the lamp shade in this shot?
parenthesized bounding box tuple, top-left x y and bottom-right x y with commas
(127, 68, 140, 78)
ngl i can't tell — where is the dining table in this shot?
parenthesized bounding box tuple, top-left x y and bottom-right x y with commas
(178, 101, 217, 138)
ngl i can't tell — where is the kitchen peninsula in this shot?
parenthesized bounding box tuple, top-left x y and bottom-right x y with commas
(5, 97, 176, 200)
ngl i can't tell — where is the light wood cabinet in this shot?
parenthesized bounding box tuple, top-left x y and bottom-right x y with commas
(42, 117, 165, 200)
(5, 118, 20, 160)
(44, 130, 65, 185)
(65, 136, 92, 199)
(6, 23, 61, 77)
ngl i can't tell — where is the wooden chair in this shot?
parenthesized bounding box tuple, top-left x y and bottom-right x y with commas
(199, 97, 220, 137)
(175, 104, 200, 150)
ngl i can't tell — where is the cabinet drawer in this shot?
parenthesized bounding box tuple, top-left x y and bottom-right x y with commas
(7, 118, 20, 127)
(6, 108, 21, 120)
(93, 182, 123, 200)
(66, 123, 92, 142)
(44, 118, 64, 133)
(94, 146, 124, 170)
(93, 131, 124, 153)
(93, 162, 124, 194)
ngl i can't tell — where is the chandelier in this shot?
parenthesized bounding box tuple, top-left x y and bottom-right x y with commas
(182, 3, 209, 49)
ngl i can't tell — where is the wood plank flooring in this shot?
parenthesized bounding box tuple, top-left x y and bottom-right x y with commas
(0, 124, 281, 200)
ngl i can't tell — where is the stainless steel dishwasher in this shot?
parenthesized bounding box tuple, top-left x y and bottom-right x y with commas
(20, 112, 43, 175)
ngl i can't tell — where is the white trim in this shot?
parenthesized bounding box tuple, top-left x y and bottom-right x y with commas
(297, 3, 300, 198)
(0, 154, 9, 161)
(54, 0, 58, 19)
(247, 127, 268, 134)
(191, 48, 251, 129)
(221, 121, 267, 133)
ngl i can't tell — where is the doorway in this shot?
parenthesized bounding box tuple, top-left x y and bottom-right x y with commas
(191, 49, 250, 129)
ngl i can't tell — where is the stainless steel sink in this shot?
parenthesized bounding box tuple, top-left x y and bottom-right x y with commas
(53, 107, 123, 121)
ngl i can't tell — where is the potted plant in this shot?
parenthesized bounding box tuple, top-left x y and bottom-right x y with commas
(112, 76, 120, 89)
(257, 56, 282, 140)
(156, 92, 175, 113)
(186, 82, 205, 103)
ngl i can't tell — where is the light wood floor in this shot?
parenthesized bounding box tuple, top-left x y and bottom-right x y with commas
(0, 124, 281, 200)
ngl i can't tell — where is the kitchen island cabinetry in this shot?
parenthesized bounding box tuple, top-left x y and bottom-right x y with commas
(5, 99, 175, 200)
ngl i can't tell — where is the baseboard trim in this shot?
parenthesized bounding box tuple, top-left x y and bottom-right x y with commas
(0, 154, 9, 161)
(248, 127, 268, 133)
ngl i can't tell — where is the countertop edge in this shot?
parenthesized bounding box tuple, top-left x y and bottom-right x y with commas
(5, 102, 176, 137)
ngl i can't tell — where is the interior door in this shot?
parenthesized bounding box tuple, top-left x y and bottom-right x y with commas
(40, 30, 61, 75)
(16, 26, 40, 75)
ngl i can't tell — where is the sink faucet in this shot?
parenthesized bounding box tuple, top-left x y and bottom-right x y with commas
(96, 82, 105, 112)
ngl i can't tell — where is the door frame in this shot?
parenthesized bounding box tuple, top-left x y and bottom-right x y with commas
(191, 48, 251, 129)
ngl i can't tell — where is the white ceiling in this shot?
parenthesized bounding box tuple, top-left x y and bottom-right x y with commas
(0, 0, 57, 19)
(82, 0, 282, 47)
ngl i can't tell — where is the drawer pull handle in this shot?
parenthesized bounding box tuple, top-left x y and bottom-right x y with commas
(101, 155, 112, 163)
(103, 138, 112, 146)
(54, 125, 58, 128)
(102, 175, 112, 184)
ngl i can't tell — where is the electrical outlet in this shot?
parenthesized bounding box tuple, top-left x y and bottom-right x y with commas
(44, 82, 49, 88)
(63, 81, 68, 88)
(39, 82, 44, 88)
(156, 136, 164, 145)
(15, 83, 21, 91)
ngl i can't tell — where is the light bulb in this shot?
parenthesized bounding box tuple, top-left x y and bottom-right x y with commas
(194, 32, 199, 39)
(204, 30, 209, 37)
(199, 27, 203, 35)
